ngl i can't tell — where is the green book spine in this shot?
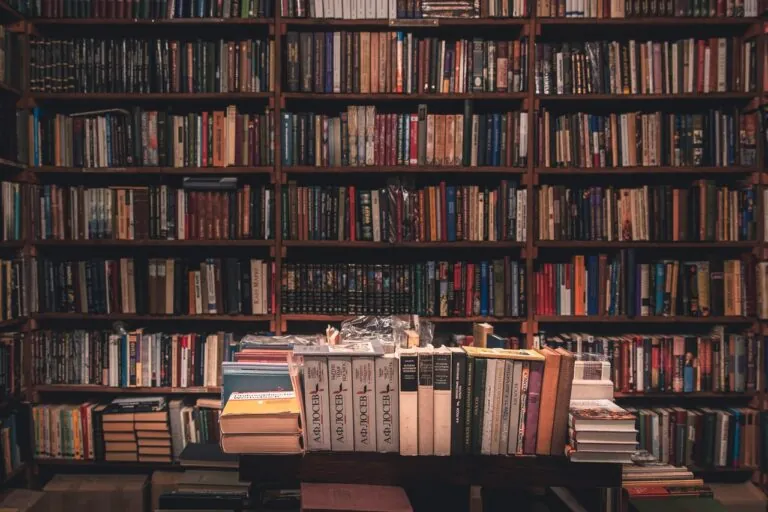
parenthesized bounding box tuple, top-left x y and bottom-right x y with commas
(462, 354, 474, 454)
(470, 357, 486, 455)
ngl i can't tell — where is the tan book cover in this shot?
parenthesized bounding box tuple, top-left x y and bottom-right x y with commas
(360, 32, 370, 94)
(535, 347, 562, 456)
(300, 483, 412, 512)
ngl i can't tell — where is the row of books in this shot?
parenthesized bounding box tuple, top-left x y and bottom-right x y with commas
(281, 259, 526, 317)
(0, 259, 28, 322)
(32, 397, 220, 463)
(0, 28, 21, 93)
(282, 182, 527, 243)
(34, 258, 275, 316)
(537, 0, 759, 17)
(537, 109, 757, 168)
(533, 254, 752, 317)
(534, 39, 752, 96)
(281, 108, 529, 168)
(30, 38, 275, 94)
(34, 184, 275, 241)
(629, 406, 760, 469)
(535, 183, 756, 242)
(1, 182, 22, 242)
(542, 330, 759, 393)
(30, 330, 238, 388)
(26, 0, 274, 18)
(286, 344, 573, 456)
(282, 0, 530, 18)
(285, 33, 528, 94)
(30, 107, 276, 168)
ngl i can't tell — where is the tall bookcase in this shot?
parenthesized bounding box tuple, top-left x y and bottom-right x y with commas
(0, 0, 764, 492)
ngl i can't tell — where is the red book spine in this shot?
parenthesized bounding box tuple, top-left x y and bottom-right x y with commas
(202, 112, 209, 166)
(409, 115, 418, 166)
(466, 264, 474, 317)
(622, 340, 631, 392)
(697, 40, 705, 93)
(376, 115, 384, 166)
(389, 114, 397, 166)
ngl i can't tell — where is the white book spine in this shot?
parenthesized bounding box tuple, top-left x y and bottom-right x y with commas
(417, 348, 434, 455)
(329, 357, 354, 451)
(352, 357, 377, 452)
(399, 350, 419, 455)
(375, 354, 399, 453)
(481, 359, 497, 455)
(432, 350, 452, 456)
(304, 357, 332, 451)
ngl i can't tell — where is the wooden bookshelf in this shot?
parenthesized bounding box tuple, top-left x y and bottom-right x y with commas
(535, 241, 757, 249)
(32, 165, 274, 175)
(284, 165, 527, 174)
(0, 1, 23, 21)
(536, 166, 760, 175)
(32, 17, 274, 25)
(535, 315, 754, 324)
(31, 92, 272, 101)
(32, 313, 274, 322)
(282, 240, 525, 248)
(537, 17, 758, 25)
(283, 92, 528, 100)
(614, 391, 759, 399)
(281, 314, 524, 323)
(538, 92, 756, 101)
(282, 17, 529, 26)
(238, 453, 622, 489)
(34, 385, 222, 394)
(35, 239, 275, 248)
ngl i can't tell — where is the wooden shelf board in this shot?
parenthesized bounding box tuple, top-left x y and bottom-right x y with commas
(284, 92, 527, 100)
(535, 315, 753, 323)
(537, 166, 758, 175)
(282, 314, 524, 323)
(239, 453, 621, 489)
(0, 241, 24, 249)
(0, 1, 23, 21)
(615, 391, 757, 398)
(538, 17, 757, 25)
(33, 165, 273, 174)
(35, 458, 180, 470)
(32, 17, 273, 25)
(31, 92, 271, 101)
(283, 240, 524, 248)
(536, 241, 756, 249)
(32, 313, 274, 322)
(689, 465, 759, 473)
(35, 239, 275, 248)
(35, 385, 221, 394)
(539, 92, 755, 101)
(284, 165, 526, 173)
(0, 318, 26, 329)
(283, 17, 529, 26)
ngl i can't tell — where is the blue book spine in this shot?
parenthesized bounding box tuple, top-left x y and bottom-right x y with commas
(683, 365, 694, 392)
(480, 261, 488, 316)
(731, 409, 741, 465)
(197, 0, 204, 17)
(655, 264, 665, 316)
(121, 335, 127, 387)
(446, 186, 456, 241)
(587, 256, 597, 315)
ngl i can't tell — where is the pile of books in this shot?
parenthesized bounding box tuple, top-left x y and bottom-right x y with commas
(566, 399, 638, 463)
(101, 397, 171, 463)
(219, 391, 302, 454)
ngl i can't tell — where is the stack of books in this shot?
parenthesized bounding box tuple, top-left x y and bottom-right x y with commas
(623, 462, 710, 499)
(566, 399, 638, 463)
(219, 391, 302, 454)
(101, 396, 170, 463)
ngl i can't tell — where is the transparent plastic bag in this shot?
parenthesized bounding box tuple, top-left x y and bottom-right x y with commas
(340, 315, 434, 350)
(238, 334, 324, 350)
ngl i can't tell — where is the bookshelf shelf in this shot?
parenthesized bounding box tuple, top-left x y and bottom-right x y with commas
(283, 92, 527, 101)
(35, 459, 180, 471)
(284, 165, 527, 174)
(0, 159, 25, 170)
(0, 82, 20, 97)
(0, 241, 24, 249)
(536, 166, 759, 175)
(34, 385, 222, 394)
(30, 92, 272, 101)
(0, 318, 25, 329)
(538, 92, 756, 102)
(283, 240, 525, 248)
(536, 241, 756, 249)
(537, 17, 758, 25)
(31, 17, 275, 25)
(281, 314, 524, 323)
(0, 1, 23, 21)
(282, 17, 530, 26)
(614, 391, 758, 398)
(32, 313, 274, 322)
(238, 453, 622, 489)
(32, 165, 274, 175)
(34, 239, 276, 248)
(535, 315, 754, 324)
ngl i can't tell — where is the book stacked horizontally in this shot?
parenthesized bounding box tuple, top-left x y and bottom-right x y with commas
(101, 396, 169, 463)
(622, 461, 710, 499)
(566, 399, 637, 463)
(219, 391, 302, 454)
(158, 470, 250, 511)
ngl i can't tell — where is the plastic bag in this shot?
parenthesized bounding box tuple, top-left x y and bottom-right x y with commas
(238, 334, 324, 350)
(340, 315, 434, 350)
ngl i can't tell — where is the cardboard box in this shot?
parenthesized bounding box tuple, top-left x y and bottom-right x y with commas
(41, 474, 148, 512)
